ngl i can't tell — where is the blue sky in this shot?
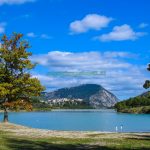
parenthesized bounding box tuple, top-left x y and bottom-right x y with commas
(0, 0, 150, 100)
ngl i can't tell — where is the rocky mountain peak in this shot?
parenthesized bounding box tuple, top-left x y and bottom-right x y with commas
(43, 84, 119, 108)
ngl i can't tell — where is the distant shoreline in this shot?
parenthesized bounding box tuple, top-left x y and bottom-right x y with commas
(51, 109, 115, 112)
(0, 108, 116, 113)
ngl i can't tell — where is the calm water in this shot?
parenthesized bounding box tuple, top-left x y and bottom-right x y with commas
(0, 110, 150, 132)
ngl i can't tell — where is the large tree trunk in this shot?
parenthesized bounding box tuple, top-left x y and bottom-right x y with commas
(3, 107, 8, 122)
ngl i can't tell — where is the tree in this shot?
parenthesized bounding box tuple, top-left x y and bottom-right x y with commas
(0, 33, 45, 122)
(143, 64, 150, 89)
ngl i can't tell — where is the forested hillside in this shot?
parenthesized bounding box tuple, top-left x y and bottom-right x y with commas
(115, 91, 150, 113)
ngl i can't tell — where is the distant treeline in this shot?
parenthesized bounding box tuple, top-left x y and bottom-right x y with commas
(115, 94, 150, 114)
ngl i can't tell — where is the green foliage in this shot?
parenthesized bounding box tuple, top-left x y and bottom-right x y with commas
(30, 96, 51, 111)
(115, 93, 150, 113)
(143, 64, 150, 89)
(0, 33, 45, 112)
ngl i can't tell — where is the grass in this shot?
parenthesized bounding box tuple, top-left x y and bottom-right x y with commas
(0, 123, 150, 150)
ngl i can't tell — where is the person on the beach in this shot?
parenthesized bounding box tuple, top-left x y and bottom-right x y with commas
(115, 126, 118, 132)
(120, 125, 123, 132)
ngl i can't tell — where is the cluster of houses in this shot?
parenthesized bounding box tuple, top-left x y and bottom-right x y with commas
(47, 98, 83, 106)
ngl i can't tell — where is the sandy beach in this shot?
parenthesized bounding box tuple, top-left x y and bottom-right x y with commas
(0, 122, 150, 149)
(0, 122, 150, 139)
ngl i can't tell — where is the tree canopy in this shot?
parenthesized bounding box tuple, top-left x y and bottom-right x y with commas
(0, 33, 45, 122)
(143, 64, 150, 89)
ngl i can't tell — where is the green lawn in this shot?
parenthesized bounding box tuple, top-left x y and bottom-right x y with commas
(0, 130, 150, 150)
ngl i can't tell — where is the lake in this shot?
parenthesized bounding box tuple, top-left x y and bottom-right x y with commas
(0, 109, 150, 132)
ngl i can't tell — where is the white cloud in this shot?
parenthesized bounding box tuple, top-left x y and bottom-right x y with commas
(70, 14, 112, 34)
(32, 74, 54, 82)
(31, 51, 149, 99)
(139, 23, 149, 28)
(0, 0, 35, 5)
(27, 32, 52, 39)
(31, 51, 131, 71)
(40, 34, 52, 39)
(96, 24, 146, 42)
(26, 32, 37, 38)
(0, 22, 6, 34)
(103, 51, 134, 58)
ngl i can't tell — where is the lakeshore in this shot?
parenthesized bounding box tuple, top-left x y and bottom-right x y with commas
(0, 122, 150, 150)
(0, 110, 150, 132)
(51, 109, 114, 112)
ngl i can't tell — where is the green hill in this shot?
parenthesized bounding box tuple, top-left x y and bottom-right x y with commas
(115, 91, 150, 114)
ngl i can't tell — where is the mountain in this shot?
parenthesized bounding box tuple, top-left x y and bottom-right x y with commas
(115, 91, 150, 113)
(43, 84, 118, 108)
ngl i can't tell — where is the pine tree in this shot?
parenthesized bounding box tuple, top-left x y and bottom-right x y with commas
(0, 33, 45, 122)
(143, 64, 150, 89)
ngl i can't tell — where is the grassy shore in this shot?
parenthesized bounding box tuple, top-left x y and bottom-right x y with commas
(0, 123, 150, 150)
(116, 106, 150, 114)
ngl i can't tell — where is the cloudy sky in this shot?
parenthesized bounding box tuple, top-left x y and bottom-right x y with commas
(0, 0, 150, 100)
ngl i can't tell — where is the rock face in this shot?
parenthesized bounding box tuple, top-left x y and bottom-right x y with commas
(43, 84, 119, 108)
(89, 89, 118, 108)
